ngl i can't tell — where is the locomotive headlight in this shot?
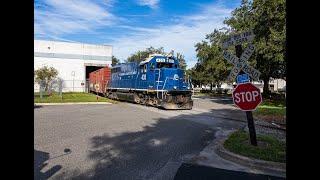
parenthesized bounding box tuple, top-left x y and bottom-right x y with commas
(173, 86, 177, 89)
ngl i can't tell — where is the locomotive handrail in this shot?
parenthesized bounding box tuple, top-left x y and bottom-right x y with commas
(162, 77, 168, 99)
(156, 69, 161, 98)
(162, 77, 168, 91)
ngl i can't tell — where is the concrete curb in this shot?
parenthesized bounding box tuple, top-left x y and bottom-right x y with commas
(215, 135, 286, 176)
(35, 102, 112, 106)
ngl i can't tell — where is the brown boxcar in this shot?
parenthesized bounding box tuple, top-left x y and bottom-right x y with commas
(89, 66, 111, 95)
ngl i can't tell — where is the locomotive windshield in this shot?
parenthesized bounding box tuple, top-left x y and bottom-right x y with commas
(156, 63, 178, 69)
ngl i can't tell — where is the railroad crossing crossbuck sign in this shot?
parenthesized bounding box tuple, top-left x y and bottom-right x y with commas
(222, 30, 255, 49)
(232, 82, 262, 111)
(222, 31, 261, 81)
(221, 30, 262, 146)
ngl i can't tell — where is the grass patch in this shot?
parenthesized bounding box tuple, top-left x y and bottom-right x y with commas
(224, 130, 286, 163)
(254, 106, 286, 116)
(34, 92, 116, 103)
(261, 98, 286, 107)
(253, 98, 286, 123)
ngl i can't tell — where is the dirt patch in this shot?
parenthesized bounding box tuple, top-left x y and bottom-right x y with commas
(255, 115, 286, 125)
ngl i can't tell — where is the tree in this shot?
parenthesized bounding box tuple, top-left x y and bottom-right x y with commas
(127, 47, 188, 70)
(224, 0, 286, 95)
(194, 29, 232, 91)
(187, 63, 208, 88)
(112, 56, 120, 66)
(127, 46, 165, 63)
(176, 52, 187, 70)
(34, 66, 58, 92)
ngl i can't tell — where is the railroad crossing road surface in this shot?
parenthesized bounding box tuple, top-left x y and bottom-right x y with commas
(34, 96, 275, 180)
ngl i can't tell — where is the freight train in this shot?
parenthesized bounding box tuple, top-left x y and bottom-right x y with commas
(89, 53, 193, 109)
(89, 66, 111, 94)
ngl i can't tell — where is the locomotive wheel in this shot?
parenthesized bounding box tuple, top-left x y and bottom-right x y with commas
(133, 93, 140, 104)
(139, 95, 146, 105)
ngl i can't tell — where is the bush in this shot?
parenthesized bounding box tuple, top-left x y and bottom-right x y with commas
(35, 66, 58, 92)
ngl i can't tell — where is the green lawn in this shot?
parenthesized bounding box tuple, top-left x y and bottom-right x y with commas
(224, 130, 286, 163)
(260, 98, 285, 107)
(34, 92, 116, 103)
(253, 98, 286, 120)
(254, 106, 286, 116)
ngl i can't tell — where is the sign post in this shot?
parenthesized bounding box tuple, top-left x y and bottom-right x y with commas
(236, 44, 258, 146)
(222, 31, 262, 146)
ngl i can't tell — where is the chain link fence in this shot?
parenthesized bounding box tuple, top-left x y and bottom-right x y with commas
(34, 79, 88, 99)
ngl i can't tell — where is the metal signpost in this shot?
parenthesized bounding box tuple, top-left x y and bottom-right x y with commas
(58, 78, 63, 98)
(71, 71, 75, 92)
(222, 30, 262, 146)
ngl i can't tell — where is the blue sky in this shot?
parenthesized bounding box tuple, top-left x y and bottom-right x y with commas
(35, 0, 241, 69)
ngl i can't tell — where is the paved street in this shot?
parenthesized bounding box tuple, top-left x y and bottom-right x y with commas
(34, 96, 251, 179)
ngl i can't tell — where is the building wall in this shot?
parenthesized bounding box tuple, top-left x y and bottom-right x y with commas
(252, 79, 286, 92)
(34, 40, 112, 92)
(270, 79, 286, 91)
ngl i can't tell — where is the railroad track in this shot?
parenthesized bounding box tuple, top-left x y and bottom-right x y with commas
(125, 102, 286, 131)
(212, 115, 286, 131)
(190, 108, 286, 131)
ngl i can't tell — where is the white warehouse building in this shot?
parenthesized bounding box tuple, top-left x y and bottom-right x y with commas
(34, 40, 112, 92)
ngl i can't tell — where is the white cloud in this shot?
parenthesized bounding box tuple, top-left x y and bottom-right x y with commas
(111, 2, 234, 69)
(35, 0, 119, 36)
(136, 0, 160, 9)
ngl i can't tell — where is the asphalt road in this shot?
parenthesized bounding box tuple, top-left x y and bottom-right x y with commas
(34, 96, 249, 180)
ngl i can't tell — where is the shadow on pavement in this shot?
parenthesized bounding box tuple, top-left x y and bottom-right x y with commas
(174, 163, 285, 180)
(34, 105, 43, 109)
(208, 97, 234, 105)
(53, 113, 217, 179)
(50, 106, 282, 180)
(34, 150, 62, 180)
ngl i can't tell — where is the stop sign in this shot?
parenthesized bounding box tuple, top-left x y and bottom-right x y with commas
(232, 82, 262, 111)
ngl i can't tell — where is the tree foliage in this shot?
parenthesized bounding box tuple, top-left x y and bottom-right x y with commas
(224, 0, 286, 94)
(34, 66, 58, 91)
(127, 47, 187, 69)
(112, 56, 120, 66)
(176, 52, 187, 70)
(191, 0, 286, 94)
(127, 46, 165, 63)
(193, 30, 231, 89)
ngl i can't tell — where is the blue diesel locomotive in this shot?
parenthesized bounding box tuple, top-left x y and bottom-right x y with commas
(106, 54, 193, 109)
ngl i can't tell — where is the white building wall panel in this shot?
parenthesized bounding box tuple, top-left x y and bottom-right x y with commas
(83, 44, 112, 56)
(34, 57, 87, 92)
(34, 40, 112, 92)
(34, 40, 112, 56)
